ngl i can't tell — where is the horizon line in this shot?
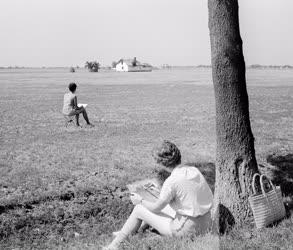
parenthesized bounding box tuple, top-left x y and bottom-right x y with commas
(1, 64, 293, 69)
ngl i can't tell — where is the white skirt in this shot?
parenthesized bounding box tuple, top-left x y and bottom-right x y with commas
(170, 211, 211, 236)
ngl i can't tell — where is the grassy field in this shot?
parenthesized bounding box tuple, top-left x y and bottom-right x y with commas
(0, 68, 293, 249)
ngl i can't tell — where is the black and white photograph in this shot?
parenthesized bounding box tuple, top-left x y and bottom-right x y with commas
(1, 0, 293, 249)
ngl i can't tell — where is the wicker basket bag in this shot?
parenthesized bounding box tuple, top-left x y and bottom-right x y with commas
(248, 173, 286, 229)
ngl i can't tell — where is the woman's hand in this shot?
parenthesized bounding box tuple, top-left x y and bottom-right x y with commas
(130, 193, 142, 205)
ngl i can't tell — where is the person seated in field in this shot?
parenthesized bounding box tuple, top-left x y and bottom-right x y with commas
(62, 82, 94, 127)
(103, 141, 214, 250)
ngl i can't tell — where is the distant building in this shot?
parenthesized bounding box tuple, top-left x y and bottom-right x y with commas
(115, 57, 152, 72)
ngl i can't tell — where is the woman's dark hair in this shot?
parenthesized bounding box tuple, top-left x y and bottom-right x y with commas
(68, 82, 77, 92)
(152, 140, 181, 168)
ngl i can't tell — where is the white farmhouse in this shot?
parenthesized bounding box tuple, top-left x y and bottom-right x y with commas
(115, 57, 152, 72)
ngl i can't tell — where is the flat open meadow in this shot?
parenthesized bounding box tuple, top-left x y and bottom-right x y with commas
(1, 68, 293, 249)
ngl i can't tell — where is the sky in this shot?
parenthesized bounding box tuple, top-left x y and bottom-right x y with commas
(0, 0, 292, 67)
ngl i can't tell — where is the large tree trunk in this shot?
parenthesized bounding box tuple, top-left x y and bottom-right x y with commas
(208, 0, 258, 229)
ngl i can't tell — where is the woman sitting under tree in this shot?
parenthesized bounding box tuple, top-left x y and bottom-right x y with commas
(103, 141, 213, 250)
(62, 82, 94, 127)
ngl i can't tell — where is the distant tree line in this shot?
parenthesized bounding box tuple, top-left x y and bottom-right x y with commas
(249, 64, 293, 69)
(195, 64, 293, 69)
(85, 61, 100, 72)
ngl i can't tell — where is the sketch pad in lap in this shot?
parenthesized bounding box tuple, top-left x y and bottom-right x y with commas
(127, 178, 176, 218)
(77, 103, 88, 108)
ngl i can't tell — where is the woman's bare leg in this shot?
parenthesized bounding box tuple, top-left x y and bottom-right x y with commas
(112, 221, 148, 237)
(81, 108, 91, 125)
(69, 108, 92, 126)
(75, 114, 80, 126)
(104, 205, 172, 249)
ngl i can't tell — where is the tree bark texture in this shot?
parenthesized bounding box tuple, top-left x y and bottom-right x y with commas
(208, 0, 258, 227)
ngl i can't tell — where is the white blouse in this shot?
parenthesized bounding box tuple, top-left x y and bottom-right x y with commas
(159, 165, 213, 217)
(62, 92, 76, 115)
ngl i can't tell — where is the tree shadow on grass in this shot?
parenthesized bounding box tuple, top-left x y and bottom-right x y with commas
(218, 204, 235, 235)
(208, 204, 235, 236)
(260, 152, 293, 197)
(283, 196, 293, 219)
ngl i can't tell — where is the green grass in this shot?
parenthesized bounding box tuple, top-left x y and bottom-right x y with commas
(0, 68, 293, 249)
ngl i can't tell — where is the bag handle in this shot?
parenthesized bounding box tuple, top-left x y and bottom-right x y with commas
(260, 174, 276, 197)
(260, 174, 284, 220)
(252, 173, 261, 194)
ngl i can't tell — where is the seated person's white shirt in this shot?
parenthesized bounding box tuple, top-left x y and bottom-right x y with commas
(63, 92, 76, 115)
(159, 165, 213, 217)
